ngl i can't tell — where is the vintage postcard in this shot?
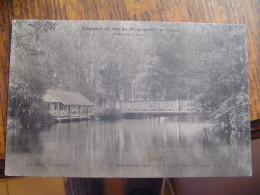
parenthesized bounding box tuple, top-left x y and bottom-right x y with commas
(5, 20, 251, 177)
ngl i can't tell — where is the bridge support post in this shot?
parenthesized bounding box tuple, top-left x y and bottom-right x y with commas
(176, 99, 179, 112)
(57, 102, 60, 120)
(67, 106, 70, 119)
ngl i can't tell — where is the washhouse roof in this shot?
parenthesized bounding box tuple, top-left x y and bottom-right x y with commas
(43, 89, 95, 106)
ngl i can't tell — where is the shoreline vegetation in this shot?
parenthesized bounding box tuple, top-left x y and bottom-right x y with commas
(94, 104, 122, 120)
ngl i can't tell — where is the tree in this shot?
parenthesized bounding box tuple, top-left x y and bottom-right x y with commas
(8, 21, 56, 127)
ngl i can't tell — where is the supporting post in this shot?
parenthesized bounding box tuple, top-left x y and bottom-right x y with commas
(176, 99, 179, 112)
(78, 106, 81, 118)
(178, 121, 181, 141)
(67, 105, 71, 119)
(87, 106, 89, 118)
(57, 102, 60, 119)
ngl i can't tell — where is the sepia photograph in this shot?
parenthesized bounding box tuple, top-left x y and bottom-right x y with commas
(5, 20, 251, 177)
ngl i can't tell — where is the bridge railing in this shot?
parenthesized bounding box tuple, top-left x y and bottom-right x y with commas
(119, 100, 194, 113)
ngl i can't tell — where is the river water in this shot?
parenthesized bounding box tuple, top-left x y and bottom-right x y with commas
(5, 116, 251, 177)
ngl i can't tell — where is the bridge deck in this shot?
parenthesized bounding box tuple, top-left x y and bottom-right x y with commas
(119, 100, 194, 114)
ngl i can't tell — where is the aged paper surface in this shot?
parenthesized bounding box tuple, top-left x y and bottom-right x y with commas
(6, 20, 251, 177)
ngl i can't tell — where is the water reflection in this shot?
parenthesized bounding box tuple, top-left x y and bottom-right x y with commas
(5, 116, 251, 177)
(7, 127, 43, 154)
(7, 116, 223, 154)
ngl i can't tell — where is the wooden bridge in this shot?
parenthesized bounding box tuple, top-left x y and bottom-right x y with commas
(119, 100, 194, 114)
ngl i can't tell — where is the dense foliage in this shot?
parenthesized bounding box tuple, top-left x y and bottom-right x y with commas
(9, 21, 249, 136)
(95, 104, 122, 120)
